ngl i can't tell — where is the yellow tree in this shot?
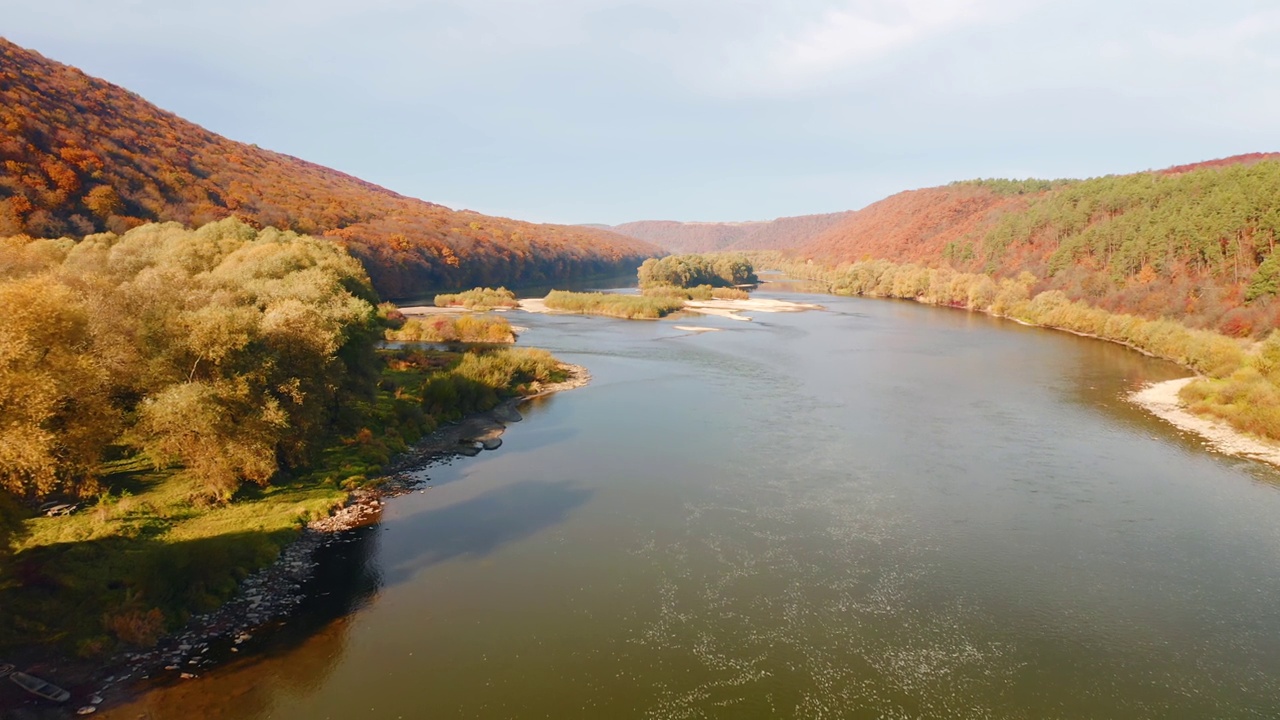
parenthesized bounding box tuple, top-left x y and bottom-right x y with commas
(0, 276, 117, 498)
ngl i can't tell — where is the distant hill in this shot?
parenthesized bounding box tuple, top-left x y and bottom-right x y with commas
(795, 185, 1027, 267)
(607, 154, 1280, 336)
(793, 156, 1280, 333)
(0, 38, 658, 298)
(600, 212, 853, 254)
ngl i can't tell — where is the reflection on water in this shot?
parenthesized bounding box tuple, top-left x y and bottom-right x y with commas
(379, 480, 594, 586)
(103, 291, 1280, 719)
(101, 526, 382, 719)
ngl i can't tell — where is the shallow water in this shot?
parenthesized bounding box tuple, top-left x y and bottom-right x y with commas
(102, 291, 1280, 719)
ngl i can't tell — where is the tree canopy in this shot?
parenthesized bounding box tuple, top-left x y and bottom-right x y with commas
(637, 253, 758, 289)
(0, 218, 381, 501)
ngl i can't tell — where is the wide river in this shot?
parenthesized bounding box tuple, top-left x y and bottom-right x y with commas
(103, 288, 1280, 719)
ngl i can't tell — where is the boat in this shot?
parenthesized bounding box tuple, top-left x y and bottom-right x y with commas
(9, 671, 71, 702)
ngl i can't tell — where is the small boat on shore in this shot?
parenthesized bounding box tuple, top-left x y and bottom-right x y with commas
(10, 671, 71, 702)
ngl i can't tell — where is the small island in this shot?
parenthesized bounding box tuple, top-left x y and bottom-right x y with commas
(519, 254, 821, 320)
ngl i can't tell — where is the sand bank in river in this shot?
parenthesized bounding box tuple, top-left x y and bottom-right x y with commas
(517, 296, 821, 322)
(517, 298, 551, 313)
(1130, 378, 1280, 467)
(685, 298, 824, 321)
(673, 325, 721, 333)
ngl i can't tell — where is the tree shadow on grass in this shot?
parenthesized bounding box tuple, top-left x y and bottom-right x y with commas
(0, 522, 383, 713)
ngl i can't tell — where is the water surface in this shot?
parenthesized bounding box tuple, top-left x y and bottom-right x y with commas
(103, 292, 1280, 719)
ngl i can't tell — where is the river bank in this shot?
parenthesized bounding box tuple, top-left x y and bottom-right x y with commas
(73, 291, 1280, 720)
(1129, 378, 1280, 468)
(1, 364, 589, 719)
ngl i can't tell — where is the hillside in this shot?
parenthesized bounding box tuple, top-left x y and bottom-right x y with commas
(795, 185, 1030, 267)
(794, 157, 1280, 335)
(604, 212, 852, 253)
(0, 38, 657, 299)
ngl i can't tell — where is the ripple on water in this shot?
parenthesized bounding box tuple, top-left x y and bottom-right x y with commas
(624, 449, 1018, 719)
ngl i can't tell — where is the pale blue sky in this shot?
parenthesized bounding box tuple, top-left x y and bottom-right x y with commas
(6, 1, 1278, 224)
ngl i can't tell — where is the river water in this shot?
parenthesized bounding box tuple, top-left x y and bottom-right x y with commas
(101, 289, 1280, 719)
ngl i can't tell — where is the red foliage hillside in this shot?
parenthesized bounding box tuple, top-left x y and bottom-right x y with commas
(791, 158, 1280, 336)
(796, 187, 1024, 266)
(0, 38, 657, 298)
(608, 212, 853, 254)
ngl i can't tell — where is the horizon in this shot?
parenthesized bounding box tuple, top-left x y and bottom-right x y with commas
(5, 1, 1279, 225)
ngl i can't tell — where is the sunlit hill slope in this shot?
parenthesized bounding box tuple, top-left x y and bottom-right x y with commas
(799, 157, 1280, 335)
(0, 38, 658, 298)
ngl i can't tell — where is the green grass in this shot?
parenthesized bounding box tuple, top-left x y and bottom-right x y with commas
(2, 457, 344, 656)
(544, 290, 685, 319)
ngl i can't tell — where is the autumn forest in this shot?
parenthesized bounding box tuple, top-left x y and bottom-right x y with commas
(4, 29, 1280, 691)
(0, 39, 657, 299)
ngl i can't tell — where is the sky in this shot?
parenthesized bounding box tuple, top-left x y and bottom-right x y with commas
(5, 1, 1279, 225)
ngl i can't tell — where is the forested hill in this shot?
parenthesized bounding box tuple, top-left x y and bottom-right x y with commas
(0, 38, 658, 298)
(602, 212, 853, 253)
(793, 155, 1280, 336)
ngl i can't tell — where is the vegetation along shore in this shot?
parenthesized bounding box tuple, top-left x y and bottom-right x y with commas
(0, 220, 589, 714)
(756, 253, 1280, 466)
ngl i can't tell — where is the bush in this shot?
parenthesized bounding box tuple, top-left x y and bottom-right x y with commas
(103, 606, 166, 647)
(711, 287, 750, 300)
(637, 254, 757, 288)
(544, 290, 685, 319)
(387, 314, 516, 343)
(434, 287, 518, 310)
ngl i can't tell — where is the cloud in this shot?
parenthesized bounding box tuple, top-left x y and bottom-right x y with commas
(4, 0, 1277, 223)
(682, 0, 1010, 97)
(770, 0, 982, 83)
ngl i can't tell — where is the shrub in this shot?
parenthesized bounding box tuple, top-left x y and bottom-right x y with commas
(387, 315, 516, 343)
(433, 287, 518, 310)
(103, 606, 166, 647)
(711, 287, 750, 300)
(544, 290, 685, 319)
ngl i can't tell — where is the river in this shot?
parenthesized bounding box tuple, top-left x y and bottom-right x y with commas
(100, 288, 1280, 719)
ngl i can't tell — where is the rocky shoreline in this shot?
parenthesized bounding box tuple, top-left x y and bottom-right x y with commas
(1129, 377, 1280, 468)
(4, 364, 589, 719)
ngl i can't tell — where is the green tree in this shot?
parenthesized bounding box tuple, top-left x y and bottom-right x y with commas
(1246, 250, 1280, 302)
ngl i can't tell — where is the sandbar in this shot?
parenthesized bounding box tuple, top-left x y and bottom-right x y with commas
(517, 298, 553, 314)
(685, 297, 823, 321)
(1130, 378, 1280, 467)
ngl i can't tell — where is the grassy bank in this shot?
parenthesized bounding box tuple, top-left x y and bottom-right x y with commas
(543, 290, 685, 319)
(768, 257, 1280, 441)
(0, 346, 568, 660)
